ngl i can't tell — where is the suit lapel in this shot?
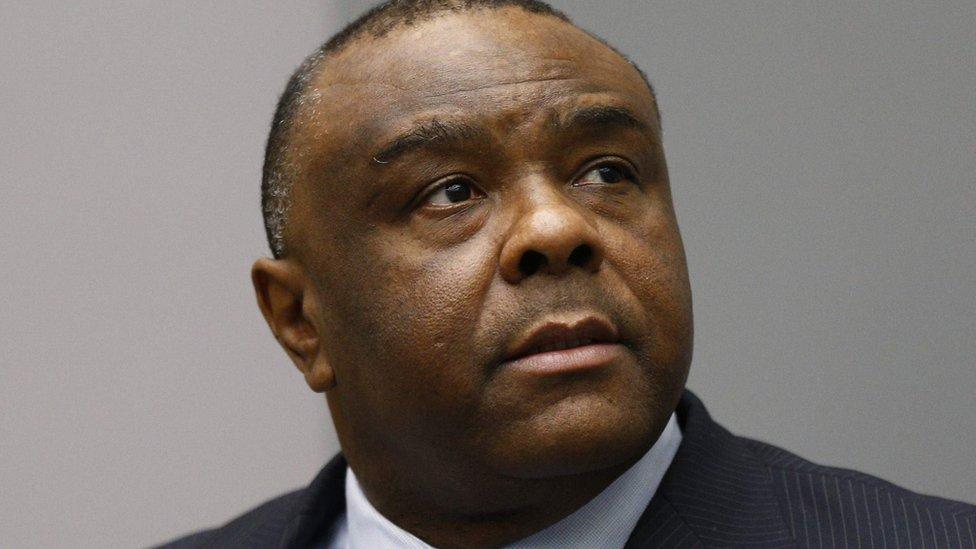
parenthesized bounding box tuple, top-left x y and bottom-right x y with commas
(280, 454, 348, 549)
(625, 492, 702, 548)
(626, 391, 797, 548)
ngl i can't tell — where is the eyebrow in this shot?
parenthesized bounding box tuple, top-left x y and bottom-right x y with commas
(371, 119, 490, 165)
(555, 104, 654, 138)
(369, 103, 655, 167)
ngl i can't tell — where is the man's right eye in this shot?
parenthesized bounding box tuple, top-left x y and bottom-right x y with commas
(423, 179, 486, 207)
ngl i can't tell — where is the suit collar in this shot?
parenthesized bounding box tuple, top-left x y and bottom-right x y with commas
(281, 453, 348, 548)
(281, 390, 796, 548)
(626, 390, 796, 548)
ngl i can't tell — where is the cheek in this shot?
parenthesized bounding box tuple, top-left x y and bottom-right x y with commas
(609, 200, 693, 361)
(321, 232, 498, 417)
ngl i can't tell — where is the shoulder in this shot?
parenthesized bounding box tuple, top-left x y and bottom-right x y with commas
(154, 454, 348, 548)
(154, 489, 307, 549)
(740, 435, 976, 546)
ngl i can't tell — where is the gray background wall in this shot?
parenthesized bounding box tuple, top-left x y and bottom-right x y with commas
(1, 1, 972, 547)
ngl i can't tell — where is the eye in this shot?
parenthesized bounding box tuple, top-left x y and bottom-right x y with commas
(423, 178, 485, 207)
(575, 163, 636, 186)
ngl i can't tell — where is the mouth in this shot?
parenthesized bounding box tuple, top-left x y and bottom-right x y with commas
(501, 315, 626, 375)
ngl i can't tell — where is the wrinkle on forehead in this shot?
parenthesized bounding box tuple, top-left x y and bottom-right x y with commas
(419, 74, 586, 100)
(314, 54, 589, 104)
(313, 72, 584, 102)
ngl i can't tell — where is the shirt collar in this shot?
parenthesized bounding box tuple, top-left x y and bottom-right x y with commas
(337, 412, 682, 548)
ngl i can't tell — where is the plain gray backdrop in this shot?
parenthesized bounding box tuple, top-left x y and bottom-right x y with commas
(1, 1, 973, 547)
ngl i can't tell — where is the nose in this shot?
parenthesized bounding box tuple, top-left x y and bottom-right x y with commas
(499, 191, 605, 284)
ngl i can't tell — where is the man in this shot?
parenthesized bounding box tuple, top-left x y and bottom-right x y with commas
(163, 1, 974, 547)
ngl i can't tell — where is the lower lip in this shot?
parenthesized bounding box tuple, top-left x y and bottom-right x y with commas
(502, 343, 626, 375)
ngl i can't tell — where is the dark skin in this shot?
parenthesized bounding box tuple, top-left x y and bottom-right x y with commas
(252, 7, 693, 548)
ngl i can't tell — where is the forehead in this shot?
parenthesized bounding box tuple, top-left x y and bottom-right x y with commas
(300, 8, 656, 149)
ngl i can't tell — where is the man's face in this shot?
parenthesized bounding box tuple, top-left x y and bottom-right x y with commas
(284, 8, 692, 481)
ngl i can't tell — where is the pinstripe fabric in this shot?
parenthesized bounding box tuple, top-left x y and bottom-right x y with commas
(623, 393, 976, 548)
(624, 392, 795, 548)
(754, 439, 976, 549)
(157, 391, 975, 548)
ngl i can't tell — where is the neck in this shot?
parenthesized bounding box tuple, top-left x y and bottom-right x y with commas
(326, 394, 667, 548)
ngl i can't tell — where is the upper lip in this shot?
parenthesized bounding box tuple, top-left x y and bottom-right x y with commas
(504, 315, 620, 361)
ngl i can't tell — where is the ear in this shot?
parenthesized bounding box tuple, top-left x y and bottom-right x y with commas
(251, 257, 336, 392)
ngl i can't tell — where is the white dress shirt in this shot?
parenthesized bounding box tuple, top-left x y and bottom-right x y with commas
(326, 413, 681, 548)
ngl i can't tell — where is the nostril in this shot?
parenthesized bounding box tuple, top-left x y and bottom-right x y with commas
(518, 250, 547, 277)
(568, 244, 593, 267)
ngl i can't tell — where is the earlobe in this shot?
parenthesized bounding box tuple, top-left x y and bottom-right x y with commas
(251, 257, 336, 392)
(305, 356, 337, 392)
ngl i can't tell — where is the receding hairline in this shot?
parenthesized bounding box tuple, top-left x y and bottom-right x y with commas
(262, 3, 660, 259)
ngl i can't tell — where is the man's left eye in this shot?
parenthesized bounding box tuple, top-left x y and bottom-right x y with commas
(423, 179, 486, 207)
(576, 164, 635, 185)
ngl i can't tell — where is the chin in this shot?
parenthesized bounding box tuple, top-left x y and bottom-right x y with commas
(487, 392, 665, 479)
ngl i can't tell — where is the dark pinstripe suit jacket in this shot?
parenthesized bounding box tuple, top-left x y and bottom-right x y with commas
(160, 391, 975, 548)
